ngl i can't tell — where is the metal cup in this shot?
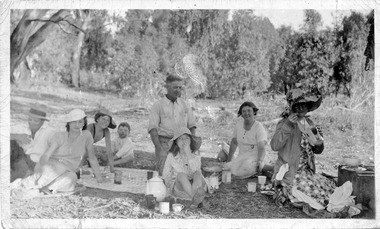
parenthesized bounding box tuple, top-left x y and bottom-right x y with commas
(145, 194, 156, 210)
(114, 170, 122, 184)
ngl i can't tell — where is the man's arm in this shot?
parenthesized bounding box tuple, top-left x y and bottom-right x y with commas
(104, 129, 114, 172)
(10, 133, 31, 145)
(186, 102, 197, 135)
(227, 137, 238, 162)
(149, 128, 163, 153)
(189, 126, 196, 135)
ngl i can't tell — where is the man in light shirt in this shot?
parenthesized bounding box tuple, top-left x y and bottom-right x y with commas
(11, 104, 55, 181)
(148, 73, 197, 175)
(112, 122, 134, 166)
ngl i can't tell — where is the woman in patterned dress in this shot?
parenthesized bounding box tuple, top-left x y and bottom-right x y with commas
(270, 88, 336, 209)
(162, 127, 207, 208)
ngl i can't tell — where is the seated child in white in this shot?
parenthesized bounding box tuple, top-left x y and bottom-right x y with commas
(112, 122, 134, 166)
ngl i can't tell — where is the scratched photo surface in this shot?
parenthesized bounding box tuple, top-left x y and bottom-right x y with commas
(1, 0, 378, 228)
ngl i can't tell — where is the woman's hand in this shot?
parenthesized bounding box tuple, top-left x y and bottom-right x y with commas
(222, 162, 231, 171)
(34, 163, 43, 174)
(288, 113, 298, 123)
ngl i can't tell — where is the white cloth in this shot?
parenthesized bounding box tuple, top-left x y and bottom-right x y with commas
(275, 163, 289, 180)
(327, 181, 355, 213)
(22, 125, 55, 163)
(148, 96, 196, 137)
(112, 136, 134, 159)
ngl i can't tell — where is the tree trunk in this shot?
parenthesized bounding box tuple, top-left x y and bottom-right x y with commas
(71, 10, 91, 88)
(19, 59, 31, 82)
(10, 9, 68, 83)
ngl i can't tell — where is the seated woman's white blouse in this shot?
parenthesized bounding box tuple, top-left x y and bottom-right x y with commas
(233, 119, 267, 155)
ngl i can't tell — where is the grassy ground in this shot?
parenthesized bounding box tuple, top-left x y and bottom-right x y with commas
(9, 83, 375, 219)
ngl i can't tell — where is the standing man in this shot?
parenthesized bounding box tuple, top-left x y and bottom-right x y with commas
(148, 73, 197, 175)
(11, 104, 55, 181)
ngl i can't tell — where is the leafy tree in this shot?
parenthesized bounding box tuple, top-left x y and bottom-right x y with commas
(301, 9, 323, 34)
(10, 10, 83, 84)
(268, 25, 293, 93)
(106, 10, 162, 97)
(276, 31, 335, 94)
(81, 10, 112, 73)
(332, 11, 369, 96)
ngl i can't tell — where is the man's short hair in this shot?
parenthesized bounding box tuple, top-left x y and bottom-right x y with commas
(118, 122, 131, 131)
(166, 73, 183, 84)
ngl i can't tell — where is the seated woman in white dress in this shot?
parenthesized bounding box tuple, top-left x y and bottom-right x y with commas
(222, 101, 268, 179)
(18, 109, 105, 194)
(162, 127, 207, 208)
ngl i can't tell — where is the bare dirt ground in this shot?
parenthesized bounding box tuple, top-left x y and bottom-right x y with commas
(9, 85, 375, 219)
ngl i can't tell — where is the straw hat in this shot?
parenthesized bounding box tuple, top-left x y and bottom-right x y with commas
(65, 109, 86, 123)
(28, 104, 49, 121)
(286, 88, 322, 113)
(168, 127, 202, 153)
(94, 109, 117, 129)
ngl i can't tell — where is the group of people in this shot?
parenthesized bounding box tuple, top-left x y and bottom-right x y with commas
(11, 106, 134, 194)
(148, 73, 333, 211)
(11, 72, 333, 212)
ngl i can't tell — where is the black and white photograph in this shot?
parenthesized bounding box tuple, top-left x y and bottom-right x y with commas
(0, 0, 378, 228)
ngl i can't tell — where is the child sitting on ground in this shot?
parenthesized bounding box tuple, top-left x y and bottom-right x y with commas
(111, 122, 135, 167)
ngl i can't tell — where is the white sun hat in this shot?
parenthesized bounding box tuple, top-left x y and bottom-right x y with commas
(65, 109, 86, 122)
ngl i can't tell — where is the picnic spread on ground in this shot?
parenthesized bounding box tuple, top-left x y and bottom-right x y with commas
(10, 81, 375, 219)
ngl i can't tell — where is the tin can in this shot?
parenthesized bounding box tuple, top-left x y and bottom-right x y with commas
(222, 170, 231, 183)
(222, 171, 226, 183)
(225, 170, 231, 183)
(114, 170, 122, 184)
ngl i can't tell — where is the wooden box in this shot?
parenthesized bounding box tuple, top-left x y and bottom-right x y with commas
(337, 165, 375, 208)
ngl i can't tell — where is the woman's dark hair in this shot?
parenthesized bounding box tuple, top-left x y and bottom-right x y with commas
(66, 117, 88, 132)
(237, 101, 259, 117)
(95, 113, 109, 122)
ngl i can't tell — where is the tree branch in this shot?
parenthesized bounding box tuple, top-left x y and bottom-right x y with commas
(57, 22, 77, 36)
(351, 93, 374, 110)
(26, 18, 85, 33)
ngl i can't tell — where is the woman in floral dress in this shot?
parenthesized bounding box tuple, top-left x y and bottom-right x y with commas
(270, 88, 336, 210)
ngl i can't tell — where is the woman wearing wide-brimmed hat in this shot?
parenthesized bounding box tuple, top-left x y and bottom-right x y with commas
(81, 109, 117, 172)
(17, 109, 105, 195)
(221, 101, 268, 179)
(270, 88, 336, 210)
(162, 127, 208, 208)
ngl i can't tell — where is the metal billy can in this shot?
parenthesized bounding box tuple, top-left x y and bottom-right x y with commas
(222, 170, 231, 183)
